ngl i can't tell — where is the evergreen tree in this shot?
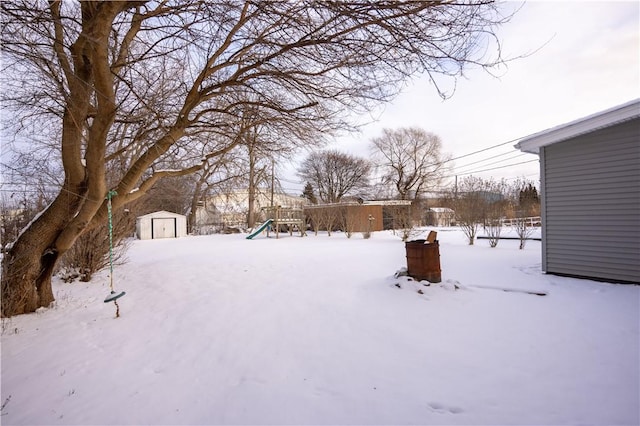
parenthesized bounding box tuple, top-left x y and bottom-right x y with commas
(518, 184, 540, 216)
(302, 182, 318, 204)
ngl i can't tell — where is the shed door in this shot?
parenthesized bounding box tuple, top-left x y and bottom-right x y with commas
(152, 218, 176, 239)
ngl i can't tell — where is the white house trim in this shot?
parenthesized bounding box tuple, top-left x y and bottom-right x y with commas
(515, 98, 640, 154)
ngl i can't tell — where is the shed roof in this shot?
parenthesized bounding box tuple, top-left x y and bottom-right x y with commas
(137, 210, 185, 219)
(515, 98, 640, 154)
(428, 207, 454, 213)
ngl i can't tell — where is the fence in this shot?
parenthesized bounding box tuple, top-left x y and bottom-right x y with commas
(501, 216, 541, 227)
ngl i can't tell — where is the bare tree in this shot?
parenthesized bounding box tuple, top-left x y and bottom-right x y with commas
(240, 110, 297, 229)
(144, 175, 195, 216)
(371, 127, 450, 200)
(383, 204, 415, 241)
(297, 150, 371, 204)
(484, 215, 502, 248)
(186, 153, 242, 234)
(57, 202, 138, 282)
(305, 207, 323, 236)
(0, 190, 49, 252)
(1, 1, 514, 316)
(449, 176, 508, 246)
(514, 217, 535, 250)
(341, 206, 357, 239)
(482, 179, 508, 248)
(320, 206, 340, 237)
(449, 176, 485, 245)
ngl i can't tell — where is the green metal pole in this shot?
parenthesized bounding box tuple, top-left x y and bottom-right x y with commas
(106, 190, 117, 292)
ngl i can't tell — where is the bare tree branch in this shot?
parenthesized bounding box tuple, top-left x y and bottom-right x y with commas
(371, 127, 450, 200)
(1, 0, 516, 316)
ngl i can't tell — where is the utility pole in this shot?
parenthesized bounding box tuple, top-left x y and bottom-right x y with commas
(270, 157, 275, 208)
(455, 175, 458, 200)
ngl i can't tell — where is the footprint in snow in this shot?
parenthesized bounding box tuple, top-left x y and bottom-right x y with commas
(428, 402, 464, 414)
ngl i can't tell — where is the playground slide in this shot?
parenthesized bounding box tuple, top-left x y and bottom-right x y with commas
(246, 219, 274, 240)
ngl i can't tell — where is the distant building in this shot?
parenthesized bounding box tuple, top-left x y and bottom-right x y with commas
(193, 190, 306, 234)
(426, 207, 455, 227)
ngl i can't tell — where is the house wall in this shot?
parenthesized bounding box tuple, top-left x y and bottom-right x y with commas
(541, 118, 640, 283)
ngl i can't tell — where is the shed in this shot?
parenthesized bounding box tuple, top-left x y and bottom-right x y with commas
(136, 210, 187, 240)
(426, 207, 456, 227)
(515, 99, 640, 283)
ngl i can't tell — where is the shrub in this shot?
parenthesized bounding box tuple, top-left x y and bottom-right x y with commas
(57, 209, 134, 282)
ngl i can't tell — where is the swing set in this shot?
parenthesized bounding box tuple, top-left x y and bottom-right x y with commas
(103, 190, 125, 317)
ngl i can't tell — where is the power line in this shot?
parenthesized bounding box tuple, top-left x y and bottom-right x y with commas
(453, 150, 525, 172)
(279, 177, 301, 185)
(441, 135, 524, 166)
(452, 152, 531, 175)
(454, 159, 539, 177)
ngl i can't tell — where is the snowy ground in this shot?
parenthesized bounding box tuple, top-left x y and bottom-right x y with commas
(1, 227, 638, 425)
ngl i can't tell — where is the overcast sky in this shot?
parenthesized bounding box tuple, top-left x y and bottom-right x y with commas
(282, 1, 640, 194)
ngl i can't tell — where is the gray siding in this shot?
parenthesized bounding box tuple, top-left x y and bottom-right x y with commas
(541, 118, 640, 283)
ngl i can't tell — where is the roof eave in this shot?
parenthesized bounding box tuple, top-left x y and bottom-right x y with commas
(515, 98, 640, 154)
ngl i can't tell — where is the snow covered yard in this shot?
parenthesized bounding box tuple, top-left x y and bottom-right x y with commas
(1, 228, 638, 425)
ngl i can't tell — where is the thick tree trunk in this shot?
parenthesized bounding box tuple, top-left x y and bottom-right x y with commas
(3, 4, 188, 317)
(0, 2, 136, 317)
(1, 188, 85, 316)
